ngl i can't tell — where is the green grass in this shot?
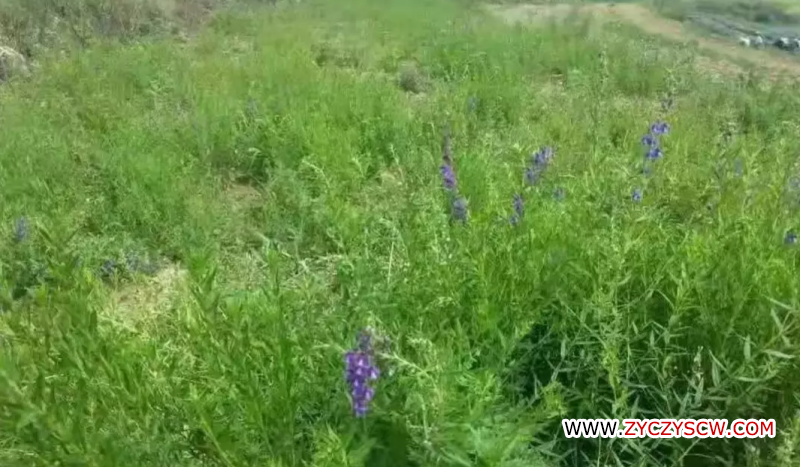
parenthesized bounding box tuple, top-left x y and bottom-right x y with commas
(1, 0, 800, 466)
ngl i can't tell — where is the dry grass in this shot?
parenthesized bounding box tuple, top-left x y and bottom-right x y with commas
(223, 180, 264, 211)
(102, 263, 188, 332)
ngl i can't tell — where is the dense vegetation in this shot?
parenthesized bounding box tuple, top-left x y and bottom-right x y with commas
(1, 0, 799, 466)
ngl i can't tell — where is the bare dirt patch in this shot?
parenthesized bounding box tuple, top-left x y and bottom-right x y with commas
(485, 2, 800, 80)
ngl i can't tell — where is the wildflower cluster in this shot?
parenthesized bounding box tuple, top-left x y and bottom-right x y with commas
(633, 121, 670, 202)
(642, 121, 669, 162)
(525, 146, 554, 186)
(509, 146, 558, 226)
(344, 328, 381, 417)
(440, 129, 468, 222)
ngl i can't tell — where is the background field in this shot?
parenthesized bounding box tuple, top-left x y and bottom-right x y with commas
(656, 0, 800, 43)
(1, 0, 800, 466)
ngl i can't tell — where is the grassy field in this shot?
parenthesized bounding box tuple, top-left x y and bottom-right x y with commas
(1, 0, 800, 466)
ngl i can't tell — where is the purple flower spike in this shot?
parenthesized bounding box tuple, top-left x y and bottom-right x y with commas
(510, 194, 524, 226)
(641, 134, 658, 148)
(650, 121, 670, 136)
(525, 166, 542, 185)
(440, 164, 457, 191)
(531, 146, 554, 167)
(344, 330, 381, 418)
(632, 188, 643, 203)
(786, 231, 798, 245)
(645, 147, 663, 160)
(525, 146, 554, 185)
(513, 194, 524, 217)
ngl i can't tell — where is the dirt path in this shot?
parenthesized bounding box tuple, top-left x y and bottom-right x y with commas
(485, 2, 800, 80)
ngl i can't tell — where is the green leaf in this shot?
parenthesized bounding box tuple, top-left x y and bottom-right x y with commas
(762, 349, 795, 360)
(743, 336, 751, 361)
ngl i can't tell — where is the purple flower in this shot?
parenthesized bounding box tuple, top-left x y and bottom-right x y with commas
(531, 146, 554, 167)
(525, 146, 554, 185)
(13, 217, 28, 243)
(786, 231, 798, 245)
(641, 121, 669, 160)
(510, 194, 524, 226)
(632, 188, 643, 203)
(440, 164, 457, 191)
(525, 166, 542, 185)
(513, 194, 524, 216)
(344, 349, 380, 417)
(641, 134, 658, 148)
(645, 147, 663, 160)
(452, 197, 468, 222)
(650, 121, 670, 136)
